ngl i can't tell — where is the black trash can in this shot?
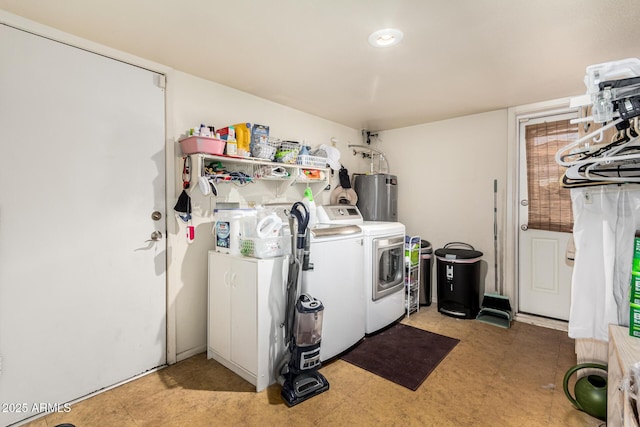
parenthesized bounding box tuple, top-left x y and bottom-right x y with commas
(419, 240, 433, 306)
(435, 242, 483, 319)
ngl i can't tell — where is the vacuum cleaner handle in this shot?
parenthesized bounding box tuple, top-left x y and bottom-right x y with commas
(289, 201, 309, 250)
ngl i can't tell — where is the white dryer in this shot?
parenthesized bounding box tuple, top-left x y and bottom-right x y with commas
(360, 221, 406, 334)
(316, 205, 406, 335)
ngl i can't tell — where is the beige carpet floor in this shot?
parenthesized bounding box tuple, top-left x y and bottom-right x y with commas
(20, 305, 603, 427)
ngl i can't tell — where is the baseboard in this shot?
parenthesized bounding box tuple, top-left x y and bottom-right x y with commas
(176, 345, 206, 362)
(513, 313, 568, 332)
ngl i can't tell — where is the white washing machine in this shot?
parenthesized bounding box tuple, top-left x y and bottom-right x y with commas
(302, 219, 364, 362)
(316, 205, 406, 336)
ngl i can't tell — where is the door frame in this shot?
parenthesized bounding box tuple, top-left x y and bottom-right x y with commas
(506, 97, 577, 330)
(0, 11, 178, 364)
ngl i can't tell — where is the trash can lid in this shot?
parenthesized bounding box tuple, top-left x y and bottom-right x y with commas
(434, 248, 483, 260)
(420, 239, 432, 254)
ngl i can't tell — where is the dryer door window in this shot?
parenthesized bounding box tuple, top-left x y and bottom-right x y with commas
(373, 236, 404, 301)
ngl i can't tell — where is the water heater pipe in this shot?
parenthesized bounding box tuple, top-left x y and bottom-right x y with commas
(347, 144, 390, 174)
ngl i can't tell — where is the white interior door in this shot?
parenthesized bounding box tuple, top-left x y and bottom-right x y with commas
(517, 112, 576, 321)
(0, 25, 166, 426)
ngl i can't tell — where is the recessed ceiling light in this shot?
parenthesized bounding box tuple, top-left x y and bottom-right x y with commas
(368, 28, 403, 48)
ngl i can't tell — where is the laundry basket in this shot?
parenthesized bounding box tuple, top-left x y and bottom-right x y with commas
(435, 242, 483, 319)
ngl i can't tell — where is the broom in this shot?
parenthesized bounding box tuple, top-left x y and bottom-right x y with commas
(476, 179, 512, 328)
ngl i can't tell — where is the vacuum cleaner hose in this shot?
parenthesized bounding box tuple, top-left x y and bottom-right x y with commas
(289, 201, 309, 249)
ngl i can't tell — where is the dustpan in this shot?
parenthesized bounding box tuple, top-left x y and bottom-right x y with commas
(476, 307, 511, 328)
(476, 180, 512, 328)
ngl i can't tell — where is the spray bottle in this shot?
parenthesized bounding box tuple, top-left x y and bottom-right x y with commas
(302, 186, 316, 228)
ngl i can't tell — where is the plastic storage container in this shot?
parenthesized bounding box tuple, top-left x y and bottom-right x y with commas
(179, 136, 226, 155)
(419, 240, 433, 306)
(275, 141, 300, 164)
(240, 236, 290, 258)
(297, 155, 327, 168)
(213, 209, 257, 255)
(405, 237, 419, 265)
(435, 242, 483, 319)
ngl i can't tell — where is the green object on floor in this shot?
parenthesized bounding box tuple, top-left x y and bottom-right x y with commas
(563, 363, 608, 421)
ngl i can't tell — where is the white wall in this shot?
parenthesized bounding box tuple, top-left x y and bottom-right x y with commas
(0, 9, 513, 365)
(0, 10, 371, 365)
(375, 110, 509, 297)
(167, 71, 368, 360)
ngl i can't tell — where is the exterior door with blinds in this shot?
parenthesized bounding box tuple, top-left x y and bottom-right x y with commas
(518, 113, 577, 320)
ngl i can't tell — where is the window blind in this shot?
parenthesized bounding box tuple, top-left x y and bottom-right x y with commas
(525, 119, 578, 233)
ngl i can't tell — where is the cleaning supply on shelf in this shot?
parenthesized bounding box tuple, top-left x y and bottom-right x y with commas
(233, 122, 251, 156)
(255, 212, 283, 238)
(199, 124, 212, 137)
(251, 124, 269, 153)
(302, 186, 316, 228)
(226, 125, 237, 156)
(188, 124, 214, 137)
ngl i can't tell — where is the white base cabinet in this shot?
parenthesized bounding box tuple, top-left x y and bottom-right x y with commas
(207, 251, 287, 392)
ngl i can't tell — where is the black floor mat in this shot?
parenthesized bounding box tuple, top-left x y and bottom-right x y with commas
(340, 323, 459, 390)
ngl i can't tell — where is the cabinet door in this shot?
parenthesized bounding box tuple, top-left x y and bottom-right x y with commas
(230, 259, 258, 375)
(256, 257, 287, 391)
(208, 252, 232, 359)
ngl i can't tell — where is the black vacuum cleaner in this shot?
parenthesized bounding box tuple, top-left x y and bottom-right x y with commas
(278, 202, 329, 406)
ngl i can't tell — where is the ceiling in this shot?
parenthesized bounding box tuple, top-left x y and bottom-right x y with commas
(1, 0, 640, 131)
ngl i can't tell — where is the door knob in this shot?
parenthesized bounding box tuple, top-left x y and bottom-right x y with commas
(520, 200, 528, 206)
(521, 224, 528, 231)
(148, 231, 162, 241)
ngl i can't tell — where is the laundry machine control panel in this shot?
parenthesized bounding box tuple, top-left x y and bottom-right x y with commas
(316, 204, 363, 225)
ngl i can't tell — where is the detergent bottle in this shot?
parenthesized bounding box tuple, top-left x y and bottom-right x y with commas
(233, 122, 251, 156)
(302, 186, 316, 228)
(226, 126, 237, 156)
